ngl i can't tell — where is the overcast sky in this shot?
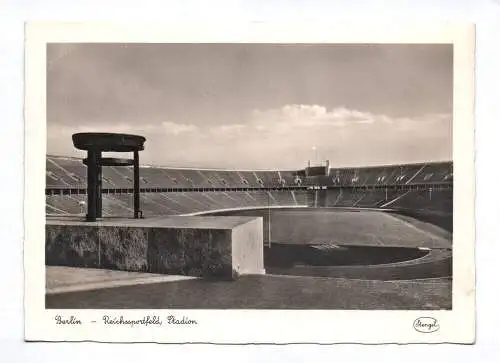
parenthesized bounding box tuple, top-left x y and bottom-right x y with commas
(47, 43, 452, 170)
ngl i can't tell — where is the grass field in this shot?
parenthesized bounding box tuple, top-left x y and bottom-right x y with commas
(210, 208, 452, 249)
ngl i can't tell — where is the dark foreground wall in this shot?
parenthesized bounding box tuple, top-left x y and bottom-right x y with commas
(45, 217, 265, 279)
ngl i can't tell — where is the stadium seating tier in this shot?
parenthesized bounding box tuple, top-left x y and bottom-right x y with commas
(46, 156, 453, 216)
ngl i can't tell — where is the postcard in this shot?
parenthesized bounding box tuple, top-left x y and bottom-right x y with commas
(24, 22, 475, 343)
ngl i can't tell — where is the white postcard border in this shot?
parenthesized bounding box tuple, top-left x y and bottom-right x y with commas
(24, 22, 476, 344)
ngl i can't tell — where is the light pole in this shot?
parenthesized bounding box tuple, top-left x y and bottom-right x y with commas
(312, 146, 318, 164)
(267, 191, 271, 248)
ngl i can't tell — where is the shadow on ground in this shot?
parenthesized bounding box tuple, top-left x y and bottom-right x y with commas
(46, 274, 451, 310)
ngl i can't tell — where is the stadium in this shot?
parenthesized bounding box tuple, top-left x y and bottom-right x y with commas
(45, 154, 453, 309)
(44, 43, 453, 309)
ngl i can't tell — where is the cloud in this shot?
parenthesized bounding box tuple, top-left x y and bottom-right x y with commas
(202, 105, 451, 168)
(210, 124, 246, 136)
(46, 120, 200, 161)
(160, 121, 199, 135)
(48, 120, 198, 138)
(249, 105, 395, 133)
(47, 105, 452, 169)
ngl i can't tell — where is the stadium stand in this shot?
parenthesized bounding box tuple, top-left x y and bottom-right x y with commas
(45, 156, 453, 216)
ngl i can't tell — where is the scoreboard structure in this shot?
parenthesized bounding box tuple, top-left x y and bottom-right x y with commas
(305, 160, 330, 177)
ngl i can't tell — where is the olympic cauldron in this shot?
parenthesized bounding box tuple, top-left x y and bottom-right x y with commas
(72, 132, 146, 222)
(55, 132, 265, 280)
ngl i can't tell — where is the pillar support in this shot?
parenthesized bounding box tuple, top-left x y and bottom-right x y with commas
(86, 149, 98, 222)
(133, 150, 141, 219)
(96, 153, 103, 218)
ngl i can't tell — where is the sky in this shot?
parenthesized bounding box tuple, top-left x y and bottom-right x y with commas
(47, 43, 453, 170)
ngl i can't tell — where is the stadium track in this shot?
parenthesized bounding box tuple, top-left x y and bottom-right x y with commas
(265, 248, 452, 280)
(207, 207, 452, 281)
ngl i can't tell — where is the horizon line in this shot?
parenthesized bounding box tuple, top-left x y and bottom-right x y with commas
(46, 154, 453, 172)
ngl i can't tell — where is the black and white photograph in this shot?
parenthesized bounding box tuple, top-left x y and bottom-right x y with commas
(23, 22, 475, 344)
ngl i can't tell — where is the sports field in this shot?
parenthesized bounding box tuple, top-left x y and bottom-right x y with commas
(210, 208, 452, 249)
(46, 208, 452, 309)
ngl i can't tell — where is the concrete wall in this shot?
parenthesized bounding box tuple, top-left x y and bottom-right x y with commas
(46, 216, 265, 280)
(231, 217, 265, 276)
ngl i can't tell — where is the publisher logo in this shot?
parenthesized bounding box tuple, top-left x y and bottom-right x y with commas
(413, 317, 440, 333)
